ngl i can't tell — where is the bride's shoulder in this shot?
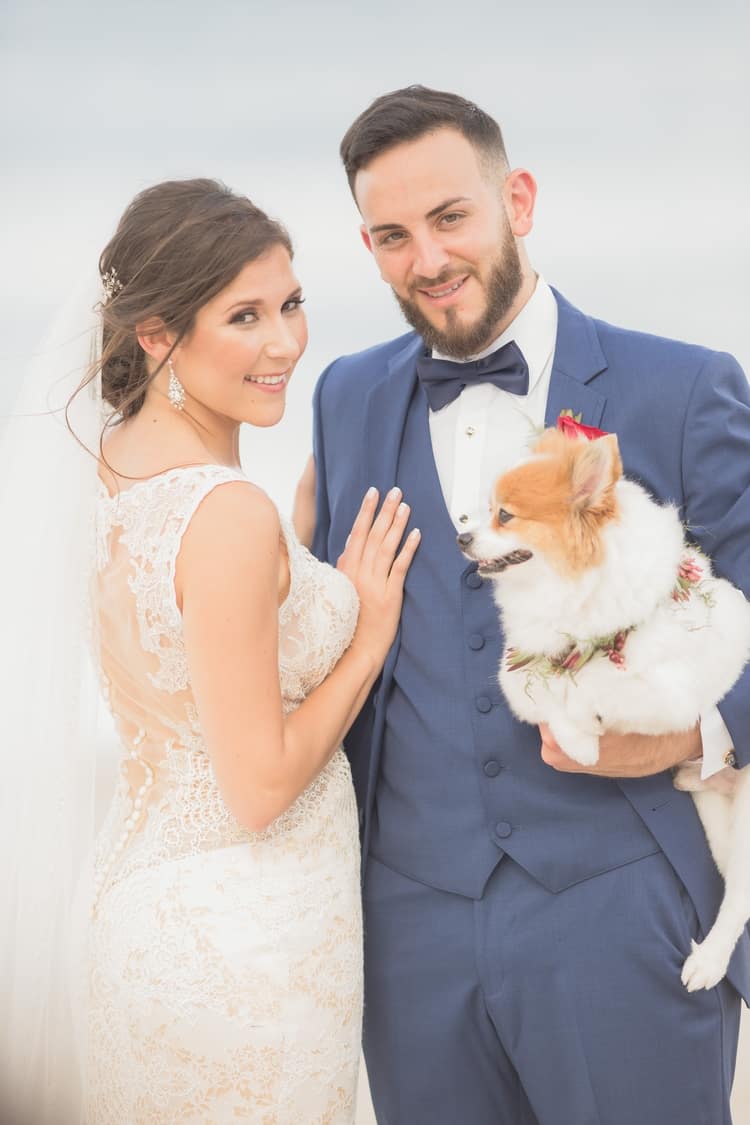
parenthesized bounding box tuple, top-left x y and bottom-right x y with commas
(178, 474, 280, 556)
(187, 471, 276, 521)
(175, 478, 282, 601)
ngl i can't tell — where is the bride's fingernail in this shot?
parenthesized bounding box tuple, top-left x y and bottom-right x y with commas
(410, 528, 421, 538)
(398, 502, 408, 515)
(366, 486, 377, 499)
(389, 486, 401, 500)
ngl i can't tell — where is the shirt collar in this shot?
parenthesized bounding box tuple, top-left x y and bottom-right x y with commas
(432, 275, 557, 395)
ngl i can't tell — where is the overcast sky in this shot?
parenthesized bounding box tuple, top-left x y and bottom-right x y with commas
(2, 0, 747, 506)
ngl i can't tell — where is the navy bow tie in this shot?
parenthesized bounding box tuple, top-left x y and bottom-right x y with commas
(415, 340, 529, 411)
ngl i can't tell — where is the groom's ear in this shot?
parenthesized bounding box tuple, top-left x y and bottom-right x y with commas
(360, 224, 374, 255)
(503, 169, 537, 238)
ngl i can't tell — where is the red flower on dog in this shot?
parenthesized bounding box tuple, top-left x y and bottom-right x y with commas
(557, 415, 608, 441)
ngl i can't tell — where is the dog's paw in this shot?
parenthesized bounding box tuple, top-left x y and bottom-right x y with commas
(567, 735, 600, 767)
(681, 939, 729, 992)
(673, 761, 704, 793)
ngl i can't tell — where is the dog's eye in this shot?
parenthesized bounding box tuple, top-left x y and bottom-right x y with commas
(498, 508, 514, 524)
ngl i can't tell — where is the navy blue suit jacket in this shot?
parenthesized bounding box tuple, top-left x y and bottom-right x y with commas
(312, 289, 750, 1002)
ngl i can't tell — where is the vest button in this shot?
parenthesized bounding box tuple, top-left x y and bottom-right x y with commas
(494, 820, 512, 839)
(476, 695, 492, 713)
(483, 760, 501, 777)
(468, 633, 485, 650)
(465, 571, 483, 589)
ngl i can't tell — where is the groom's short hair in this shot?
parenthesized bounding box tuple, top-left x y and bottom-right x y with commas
(340, 86, 508, 196)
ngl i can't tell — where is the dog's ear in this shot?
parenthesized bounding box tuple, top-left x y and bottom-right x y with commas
(570, 434, 621, 510)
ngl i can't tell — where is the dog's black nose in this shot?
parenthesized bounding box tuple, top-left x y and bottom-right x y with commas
(456, 532, 474, 549)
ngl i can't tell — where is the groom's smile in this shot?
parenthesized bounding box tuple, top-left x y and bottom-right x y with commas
(416, 272, 471, 305)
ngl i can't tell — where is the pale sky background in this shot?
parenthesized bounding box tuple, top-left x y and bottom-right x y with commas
(2, 4, 749, 1118)
(2, 0, 748, 509)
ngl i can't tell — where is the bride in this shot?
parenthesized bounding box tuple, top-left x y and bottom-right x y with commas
(0, 178, 419, 1123)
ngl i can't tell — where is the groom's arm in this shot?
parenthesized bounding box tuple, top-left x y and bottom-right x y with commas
(540, 724, 702, 776)
(681, 350, 750, 770)
(311, 362, 335, 564)
(292, 454, 316, 548)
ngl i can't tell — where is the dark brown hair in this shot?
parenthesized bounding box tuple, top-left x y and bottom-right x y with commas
(340, 85, 508, 195)
(92, 177, 292, 421)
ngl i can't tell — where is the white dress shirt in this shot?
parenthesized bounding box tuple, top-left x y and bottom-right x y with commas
(429, 276, 731, 776)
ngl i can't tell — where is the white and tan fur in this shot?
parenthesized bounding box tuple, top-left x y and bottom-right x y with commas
(461, 428, 750, 991)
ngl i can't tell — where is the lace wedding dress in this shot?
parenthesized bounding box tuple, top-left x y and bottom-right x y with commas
(86, 464, 362, 1124)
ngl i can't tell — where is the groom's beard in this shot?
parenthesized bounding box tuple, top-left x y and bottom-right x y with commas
(394, 224, 524, 360)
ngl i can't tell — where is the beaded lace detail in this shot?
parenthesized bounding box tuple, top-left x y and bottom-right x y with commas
(88, 465, 362, 1122)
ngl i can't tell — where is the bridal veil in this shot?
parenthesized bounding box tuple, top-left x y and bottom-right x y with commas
(0, 278, 106, 1124)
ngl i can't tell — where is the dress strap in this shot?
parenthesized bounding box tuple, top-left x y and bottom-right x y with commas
(100, 464, 256, 694)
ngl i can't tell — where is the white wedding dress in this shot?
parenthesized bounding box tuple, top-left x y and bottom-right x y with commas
(86, 464, 363, 1124)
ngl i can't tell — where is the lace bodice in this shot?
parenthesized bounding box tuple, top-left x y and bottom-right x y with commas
(93, 465, 360, 900)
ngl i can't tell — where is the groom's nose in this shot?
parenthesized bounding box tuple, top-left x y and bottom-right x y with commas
(412, 233, 451, 279)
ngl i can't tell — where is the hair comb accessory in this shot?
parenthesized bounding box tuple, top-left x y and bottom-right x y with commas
(101, 267, 123, 300)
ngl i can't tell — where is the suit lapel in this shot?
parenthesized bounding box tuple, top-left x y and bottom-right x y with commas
(544, 289, 608, 429)
(360, 336, 422, 847)
(365, 334, 422, 498)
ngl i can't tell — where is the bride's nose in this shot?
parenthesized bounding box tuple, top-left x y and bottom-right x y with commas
(264, 319, 304, 364)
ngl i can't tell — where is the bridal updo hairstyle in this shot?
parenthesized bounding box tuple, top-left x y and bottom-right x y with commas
(95, 178, 292, 421)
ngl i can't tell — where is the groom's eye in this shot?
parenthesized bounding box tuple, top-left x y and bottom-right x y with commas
(379, 230, 406, 246)
(498, 508, 514, 524)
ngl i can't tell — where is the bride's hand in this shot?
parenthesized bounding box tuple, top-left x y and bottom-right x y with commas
(337, 487, 420, 666)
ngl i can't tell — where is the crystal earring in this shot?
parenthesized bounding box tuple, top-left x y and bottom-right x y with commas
(167, 357, 185, 411)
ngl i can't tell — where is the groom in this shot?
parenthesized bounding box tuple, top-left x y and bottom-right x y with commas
(311, 87, 750, 1123)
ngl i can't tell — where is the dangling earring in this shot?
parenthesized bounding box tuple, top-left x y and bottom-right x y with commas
(167, 357, 185, 411)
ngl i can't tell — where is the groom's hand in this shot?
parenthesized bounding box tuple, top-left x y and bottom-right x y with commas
(539, 723, 702, 777)
(292, 454, 316, 548)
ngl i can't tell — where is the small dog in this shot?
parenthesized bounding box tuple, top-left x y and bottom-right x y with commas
(458, 423, 750, 991)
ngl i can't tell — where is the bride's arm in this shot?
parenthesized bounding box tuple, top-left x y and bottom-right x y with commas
(177, 481, 418, 831)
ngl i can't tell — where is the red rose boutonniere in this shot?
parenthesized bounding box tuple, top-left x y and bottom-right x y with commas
(557, 411, 608, 441)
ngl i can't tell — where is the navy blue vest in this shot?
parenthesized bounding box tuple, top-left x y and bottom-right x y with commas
(369, 383, 660, 897)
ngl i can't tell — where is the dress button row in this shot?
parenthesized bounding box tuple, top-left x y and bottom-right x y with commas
(465, 571, 483, 590)
(483, 760, 501, 777)
(494, 821, 512, 839)
(468, 634, 485, 651)
(92, 728, 154, 913)
(476, 696, 492, 714)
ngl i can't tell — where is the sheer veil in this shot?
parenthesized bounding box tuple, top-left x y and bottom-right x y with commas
(0, 277, 107, 1124)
